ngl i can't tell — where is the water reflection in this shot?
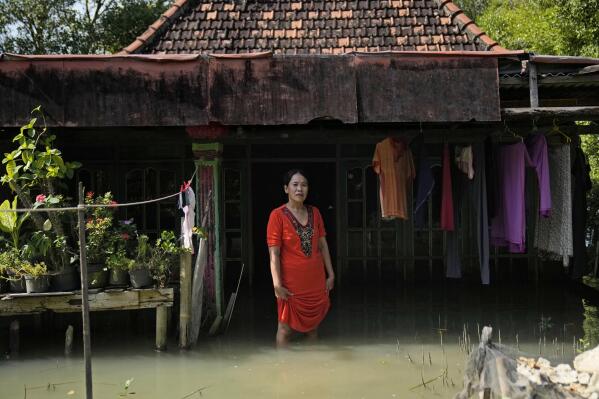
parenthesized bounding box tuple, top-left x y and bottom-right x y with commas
(0, 282, 596, 399)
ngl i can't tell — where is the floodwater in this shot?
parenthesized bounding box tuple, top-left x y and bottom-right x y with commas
(1, 282, 598, 399)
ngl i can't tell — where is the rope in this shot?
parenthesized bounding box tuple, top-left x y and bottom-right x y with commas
(0, 170, 197, 214)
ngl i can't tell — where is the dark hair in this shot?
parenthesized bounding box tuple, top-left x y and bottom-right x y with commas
(283, 169, 308, 186)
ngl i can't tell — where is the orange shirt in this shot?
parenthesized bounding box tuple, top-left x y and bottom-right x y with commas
(267, 205, 330, 332)
(372, 137, 416, 220)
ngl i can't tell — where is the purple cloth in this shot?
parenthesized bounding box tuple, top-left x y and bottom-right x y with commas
(491, 136, 551, 253)
(526, 134, 552, 217)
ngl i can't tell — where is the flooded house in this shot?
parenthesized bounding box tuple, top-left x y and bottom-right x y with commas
(1, 1, 599, 397)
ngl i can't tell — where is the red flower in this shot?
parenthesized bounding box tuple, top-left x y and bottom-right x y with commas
(121, 233, 130, 241)
(86, 191, 94, 199)
(35, 194, 47, 203)
(110, 200, 118, 207)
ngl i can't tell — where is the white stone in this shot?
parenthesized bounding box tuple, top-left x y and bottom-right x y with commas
(549, 364, 578, 385)
(587, 373, 599, 394)
(575, 345, 599, 374)
(536, 357, 551, 369)
(517, 363, 543, 385)
(589, 392, 598, 399)
(579, 372, 591, 385)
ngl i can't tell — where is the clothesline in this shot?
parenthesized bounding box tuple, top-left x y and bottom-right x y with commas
(0, 170, 196, 214)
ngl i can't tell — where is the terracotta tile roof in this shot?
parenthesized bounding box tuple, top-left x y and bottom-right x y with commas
(121, 0, 503, 55)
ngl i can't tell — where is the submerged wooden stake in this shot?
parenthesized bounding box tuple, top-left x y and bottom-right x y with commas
(156, 305, 168, 351)
(65, 325, 74, 356)
(9, 319, 19, 357)
(179, 252, 193, 349)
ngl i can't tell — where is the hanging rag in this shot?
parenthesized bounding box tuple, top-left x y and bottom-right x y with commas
(441, 143, 454, 231)
(526, 134, 552, 217)
(472, 142, 490, 285)
(445, 163, 467, 279)
(485, 137, 498, 219)
(414, 157, 439, 228)
(179, 186, 196, 253)
(534, 144, 572, 266)
(490, 142, 532, 253)
(372, 137, 416, 220)
(455, 145, 475, 180)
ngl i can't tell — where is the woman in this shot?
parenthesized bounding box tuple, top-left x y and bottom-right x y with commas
(266, 169, 335, 347)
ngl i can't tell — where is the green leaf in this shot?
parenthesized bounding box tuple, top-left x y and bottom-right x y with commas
(47, 196, 60, 204)
(6, 160, 17, 179)
(43, 219, 52, 231)
(0, 199, 16, 233)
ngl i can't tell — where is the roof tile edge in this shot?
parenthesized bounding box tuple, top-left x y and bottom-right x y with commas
(119, 0, 191, 55)
(435, 0, 506, 51)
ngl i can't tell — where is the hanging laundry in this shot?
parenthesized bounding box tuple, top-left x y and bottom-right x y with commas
(491, 135, 551, 253)
(372, 137, 415, 220)
(178, 186, 196, 253)
(526, 134, 552, 217)
(455, 145, 474, 180)
(445, 142, 490, 284)
(414, 157, 440, 228)
(571, 146, 592, 279)
(534, 144, 572, 266)
(446, 164, 467, 280)
(440, 143, 454, 231)
(485, 137, 498, 219)
(471, 142, 490, 285)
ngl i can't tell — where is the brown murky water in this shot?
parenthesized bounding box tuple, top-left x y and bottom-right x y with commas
(1, 282, 597, 399)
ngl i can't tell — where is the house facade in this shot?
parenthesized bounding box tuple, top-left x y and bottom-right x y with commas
(1, 0, 599, 322)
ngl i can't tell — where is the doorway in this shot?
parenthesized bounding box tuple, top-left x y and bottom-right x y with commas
(251, 162, 337, 289)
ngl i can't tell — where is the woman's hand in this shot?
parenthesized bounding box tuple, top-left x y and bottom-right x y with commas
(274, 285, 293, 300)
(326, 275, 335, 292)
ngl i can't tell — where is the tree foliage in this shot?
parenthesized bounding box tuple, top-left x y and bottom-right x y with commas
(0, 0, 169, 54)
(455, 0, 599, 57)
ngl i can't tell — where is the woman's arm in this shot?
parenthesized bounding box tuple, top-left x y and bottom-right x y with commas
(318, 237, 335, 291)
(269, 246, 292, 299)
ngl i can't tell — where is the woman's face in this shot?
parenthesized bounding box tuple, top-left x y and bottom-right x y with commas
(284, 173, 309, 203)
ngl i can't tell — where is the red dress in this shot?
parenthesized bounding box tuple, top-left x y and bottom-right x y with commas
(266, 205, 330, 332)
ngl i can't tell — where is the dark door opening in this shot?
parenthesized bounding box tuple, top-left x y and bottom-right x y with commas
(251, 162, 336, 290)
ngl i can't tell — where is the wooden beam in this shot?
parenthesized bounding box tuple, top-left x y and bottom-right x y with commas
(502, 106, 599, 120)
(0, 288, 174, 316)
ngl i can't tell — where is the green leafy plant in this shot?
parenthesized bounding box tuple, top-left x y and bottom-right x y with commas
(132, 234, 150, 268)
(0, 196, 29, 249)
(84, 192, 117, 264)
(148, 230, 186, 288)
(0, 247, 23, 278)
(19, 261, 48, 277)
(106, 248, 134, 271)
(1, 107, 80, 270)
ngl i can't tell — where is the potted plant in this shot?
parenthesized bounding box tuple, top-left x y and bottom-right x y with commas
(149, 230, 187, 289)
(129, 234, 152, 289)
(83, 192, 117, 288)
(0, 247, 26, 293)
(106, 249, 133, 286)
(21, 261, 50, 293)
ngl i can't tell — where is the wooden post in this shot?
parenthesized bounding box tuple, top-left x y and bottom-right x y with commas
(529, 61, 539, 108)
(156, 305, 168, 351)
(9, 320, 19, 357)
(179, 251, 192, 349)
(213, 155, 223, 318)
(65, 325, 74, 356)
(77, 182, 93, 399)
